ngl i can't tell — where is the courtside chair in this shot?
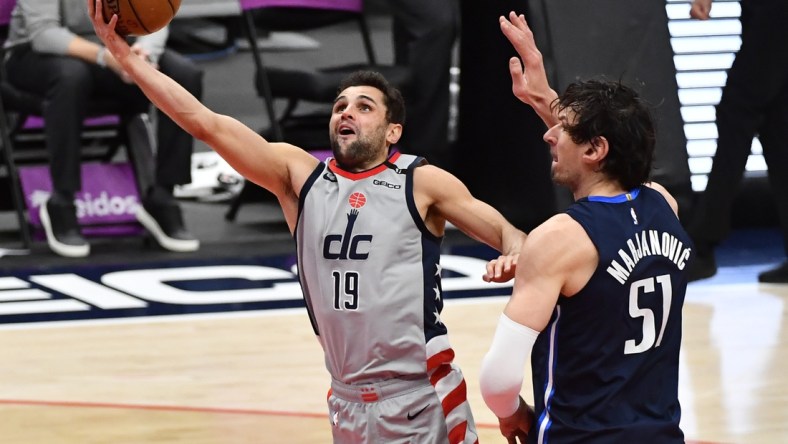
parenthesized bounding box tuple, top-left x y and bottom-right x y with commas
(226, 0, 413, 220)
(0, 0, 33, 248)
(0, 0, 156, 251)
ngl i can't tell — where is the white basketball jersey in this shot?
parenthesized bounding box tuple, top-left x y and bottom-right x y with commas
(295, 152, 454, 384)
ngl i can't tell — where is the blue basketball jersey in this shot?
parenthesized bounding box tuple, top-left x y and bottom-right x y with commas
(530, 186, 690, 444)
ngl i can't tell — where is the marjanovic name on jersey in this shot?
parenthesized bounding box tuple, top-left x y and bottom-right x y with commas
(606, 229, 691, 285)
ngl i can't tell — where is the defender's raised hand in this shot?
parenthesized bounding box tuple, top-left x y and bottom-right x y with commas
(690, 0, 713, 20)
(499, 11, 559, 127)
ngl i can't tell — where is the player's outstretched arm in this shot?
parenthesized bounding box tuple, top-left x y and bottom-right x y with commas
(413, 166, 527, 283)
(646, 181, 680, 217)
(499, 11, 559, 128)
(87, 0, 318, 224)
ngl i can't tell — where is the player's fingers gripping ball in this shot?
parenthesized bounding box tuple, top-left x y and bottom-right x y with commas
(96, 0, 182, 36)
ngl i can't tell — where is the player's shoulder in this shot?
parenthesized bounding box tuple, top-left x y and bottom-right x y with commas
(527, 214, 588, 248)
(643, 182, 679, 216)
(521, 213, 597, 276)
(541, 212, 580, 228)
(412, 164, 460, 191)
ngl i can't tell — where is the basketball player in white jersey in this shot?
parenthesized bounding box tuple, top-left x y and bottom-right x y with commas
(89, 2, 528, 442)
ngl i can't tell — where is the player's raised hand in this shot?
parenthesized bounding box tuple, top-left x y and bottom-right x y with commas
(499, 11, 559, 127)
(88, 0, 131, 61)
(690, 0, 712, 20)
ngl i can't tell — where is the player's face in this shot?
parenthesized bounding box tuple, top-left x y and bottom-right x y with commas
(329, 86, 392, 171)
(543, 110, 585, 190)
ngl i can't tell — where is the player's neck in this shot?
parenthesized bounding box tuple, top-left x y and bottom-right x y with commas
(334, 147, 391, 173)
(574, 178, 626, 200)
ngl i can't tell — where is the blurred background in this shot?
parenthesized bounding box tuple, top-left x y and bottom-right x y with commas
(0, 0, 777, 261)
(166, 0, 774, 230)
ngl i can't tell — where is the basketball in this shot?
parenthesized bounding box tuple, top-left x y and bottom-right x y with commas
(100, 0, 182, 36)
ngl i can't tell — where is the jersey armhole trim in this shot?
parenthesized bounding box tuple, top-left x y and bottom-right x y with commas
(295, 161, 327, 235)
(405, 160, 442, 243)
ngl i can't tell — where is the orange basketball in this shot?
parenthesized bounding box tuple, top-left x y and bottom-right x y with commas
(100, 0, 182, 37)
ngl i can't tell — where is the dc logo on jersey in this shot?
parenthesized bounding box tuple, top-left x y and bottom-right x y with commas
(323, 196, 372, 259)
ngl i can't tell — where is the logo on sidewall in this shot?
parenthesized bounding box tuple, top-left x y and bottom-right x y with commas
(29, 190, 140, 219)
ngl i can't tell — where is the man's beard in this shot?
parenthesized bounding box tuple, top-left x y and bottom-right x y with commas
(330, 129, 386, 170)
(551, 166, 578, 190)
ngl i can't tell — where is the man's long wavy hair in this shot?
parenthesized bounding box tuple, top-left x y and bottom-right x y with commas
(553, 79, 656, 190)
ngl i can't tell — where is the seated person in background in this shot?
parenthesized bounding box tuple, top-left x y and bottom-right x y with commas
(3, 0, 202, 257)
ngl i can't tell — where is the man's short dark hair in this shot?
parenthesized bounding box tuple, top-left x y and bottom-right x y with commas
(554, 79, 656, 190)
(338, 71, 406, 125)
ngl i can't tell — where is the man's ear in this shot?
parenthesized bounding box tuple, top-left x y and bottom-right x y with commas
(387, 123, 403, 145)
(584, 136, 609, 167)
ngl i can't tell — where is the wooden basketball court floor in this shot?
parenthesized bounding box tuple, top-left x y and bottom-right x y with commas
(0, 228, 786, 444)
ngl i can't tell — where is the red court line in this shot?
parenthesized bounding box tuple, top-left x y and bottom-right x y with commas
(0, 398, 725, 443)
(0, 398, 326, 419)
(0, 398, 493, 427)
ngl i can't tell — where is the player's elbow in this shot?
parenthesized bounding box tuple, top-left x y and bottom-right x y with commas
(479, 352, 523, 418)
(187, 111, 221, 143)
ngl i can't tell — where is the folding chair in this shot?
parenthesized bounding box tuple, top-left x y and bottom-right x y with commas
(225, 0, 413, 220)
(0, 0, 155, 250)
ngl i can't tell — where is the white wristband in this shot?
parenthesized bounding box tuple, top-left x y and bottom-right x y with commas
(96, 47, 107, 68)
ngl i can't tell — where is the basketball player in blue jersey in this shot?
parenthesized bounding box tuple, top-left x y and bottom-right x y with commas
(478, 12, 691, 444)
(89, 1, 528, 442)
